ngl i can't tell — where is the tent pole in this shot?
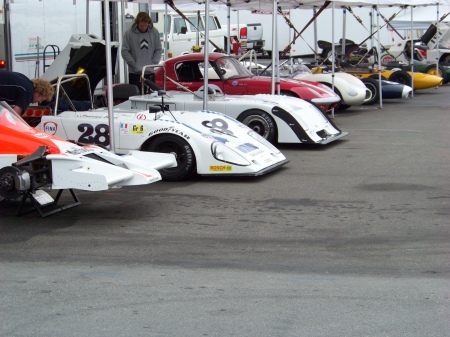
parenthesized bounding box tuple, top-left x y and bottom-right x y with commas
(314, 8, 318, 67)
(203, 0, 210, 110)
(342, 7, 346, 56)
(377, 2, 382, 109)
(104, 0, 115, 152)
(271, 0, 276, 95)
(436, 3, 440, 76)
(331, 1, 335, 119)
(227, 2, 231, 54)
(411, 7, 414, 98)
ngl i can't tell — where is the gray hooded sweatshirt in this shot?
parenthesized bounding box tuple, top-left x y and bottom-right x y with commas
(121, 23, 162, 75)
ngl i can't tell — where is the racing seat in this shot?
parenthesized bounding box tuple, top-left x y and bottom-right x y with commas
(112, 83, 139, 101)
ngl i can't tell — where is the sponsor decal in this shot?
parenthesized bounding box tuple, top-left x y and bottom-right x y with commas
(231, 80, 239, 86)
(209, 165, 232, 172)
(80, 114, 108, 119)
(148, 126, 190, 140)
(34, 133, 50, 139)
(131, 124, 145, 134)
(120, 123, 129, 135)
(136, 114, 147, 120)
(65, 147, 95, 155)
(43, 122, 57, 135)
(236, 142, 260, 154)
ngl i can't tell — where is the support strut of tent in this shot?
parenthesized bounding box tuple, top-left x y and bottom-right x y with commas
(280, 1, 331, 57)
(277, 7, 318, 58)
(342, 7, 346, 56)
(313, 8, 319, 67)
(271, 0, 277, 95)
(376, 1, 383, 109)
(203, 0, 210, 110)
(436, 3, 440, 76)
(331, 1, 335, 119)
(103, 0, 115, 152)
(410, 8, 415, 98)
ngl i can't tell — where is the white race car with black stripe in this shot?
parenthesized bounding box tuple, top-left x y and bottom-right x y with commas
(116, 83, 348, 145)
(34, 103, 289, 182)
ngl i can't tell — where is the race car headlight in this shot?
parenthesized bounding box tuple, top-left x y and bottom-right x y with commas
(247, 131, 281, 154)
(345, 83, 359, 97)
(211, 142, 251, 166)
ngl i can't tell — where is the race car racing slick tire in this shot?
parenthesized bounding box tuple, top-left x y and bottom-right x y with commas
(388, 70, 412, 87)
(146, 135, 196, 181)
(425, 65, 448, 84)
(361, 78, 379, 105)
(237, 110, 276, 143)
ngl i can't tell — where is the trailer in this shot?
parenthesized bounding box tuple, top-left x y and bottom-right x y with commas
(0, 0, 102, 79)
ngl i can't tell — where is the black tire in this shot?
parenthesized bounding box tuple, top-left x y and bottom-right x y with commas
(425, 64, 448, 84)
(388, 70, 412, 87)
(145, 135, 196, 181)
(361, 78, 380, 105)
(237, 110, 276, 143)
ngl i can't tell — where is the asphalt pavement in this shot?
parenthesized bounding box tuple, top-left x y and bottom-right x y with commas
(1, 85, 449, 336)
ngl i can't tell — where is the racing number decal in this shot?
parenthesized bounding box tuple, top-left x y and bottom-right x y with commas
(77, 123, 110, 146)
(202, 118, 235, 137)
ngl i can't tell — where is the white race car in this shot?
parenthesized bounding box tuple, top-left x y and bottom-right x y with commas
(115, 80, 348, 145)
(0, 101, 176, 216)
(242, 58, 372, 110)
(33, 76, 289, 182)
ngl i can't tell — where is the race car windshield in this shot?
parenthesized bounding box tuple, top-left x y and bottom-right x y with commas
(215, 57, 254, 80)
(0, 102, 34, 133)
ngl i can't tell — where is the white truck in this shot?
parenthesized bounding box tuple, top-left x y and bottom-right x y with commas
(148, 11, 264, 58)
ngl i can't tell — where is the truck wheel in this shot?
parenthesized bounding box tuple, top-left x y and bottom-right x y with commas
(237, 110, 276, 143)
(145, 135, 196, 181)
(388, 70, 412, 87)
(425, 65, 449, 84)
(361, 78, 379, 105)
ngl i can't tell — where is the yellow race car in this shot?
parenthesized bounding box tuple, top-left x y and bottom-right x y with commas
(312, 64, 443, 90)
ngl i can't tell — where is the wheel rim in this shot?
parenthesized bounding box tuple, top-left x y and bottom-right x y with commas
(242, 115, 270, 138)
(154, 141, 186, 167)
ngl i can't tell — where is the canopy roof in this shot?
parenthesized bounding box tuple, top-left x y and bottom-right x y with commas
(91, 0, 450, 11)
(390, 5, 450, 30)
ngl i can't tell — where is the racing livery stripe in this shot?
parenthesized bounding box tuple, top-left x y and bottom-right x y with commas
(271, 107, 314, 143)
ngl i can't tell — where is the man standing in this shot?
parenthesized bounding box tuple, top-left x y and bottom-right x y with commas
(0, 70, 54, 114)
(121, 12, 162, 93)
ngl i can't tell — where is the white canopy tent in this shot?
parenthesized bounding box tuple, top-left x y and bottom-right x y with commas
(390, 5, 450, 30)
(89, 0, 450, 139)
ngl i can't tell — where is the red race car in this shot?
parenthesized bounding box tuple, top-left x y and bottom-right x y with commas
(155, 53, 340, 112)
